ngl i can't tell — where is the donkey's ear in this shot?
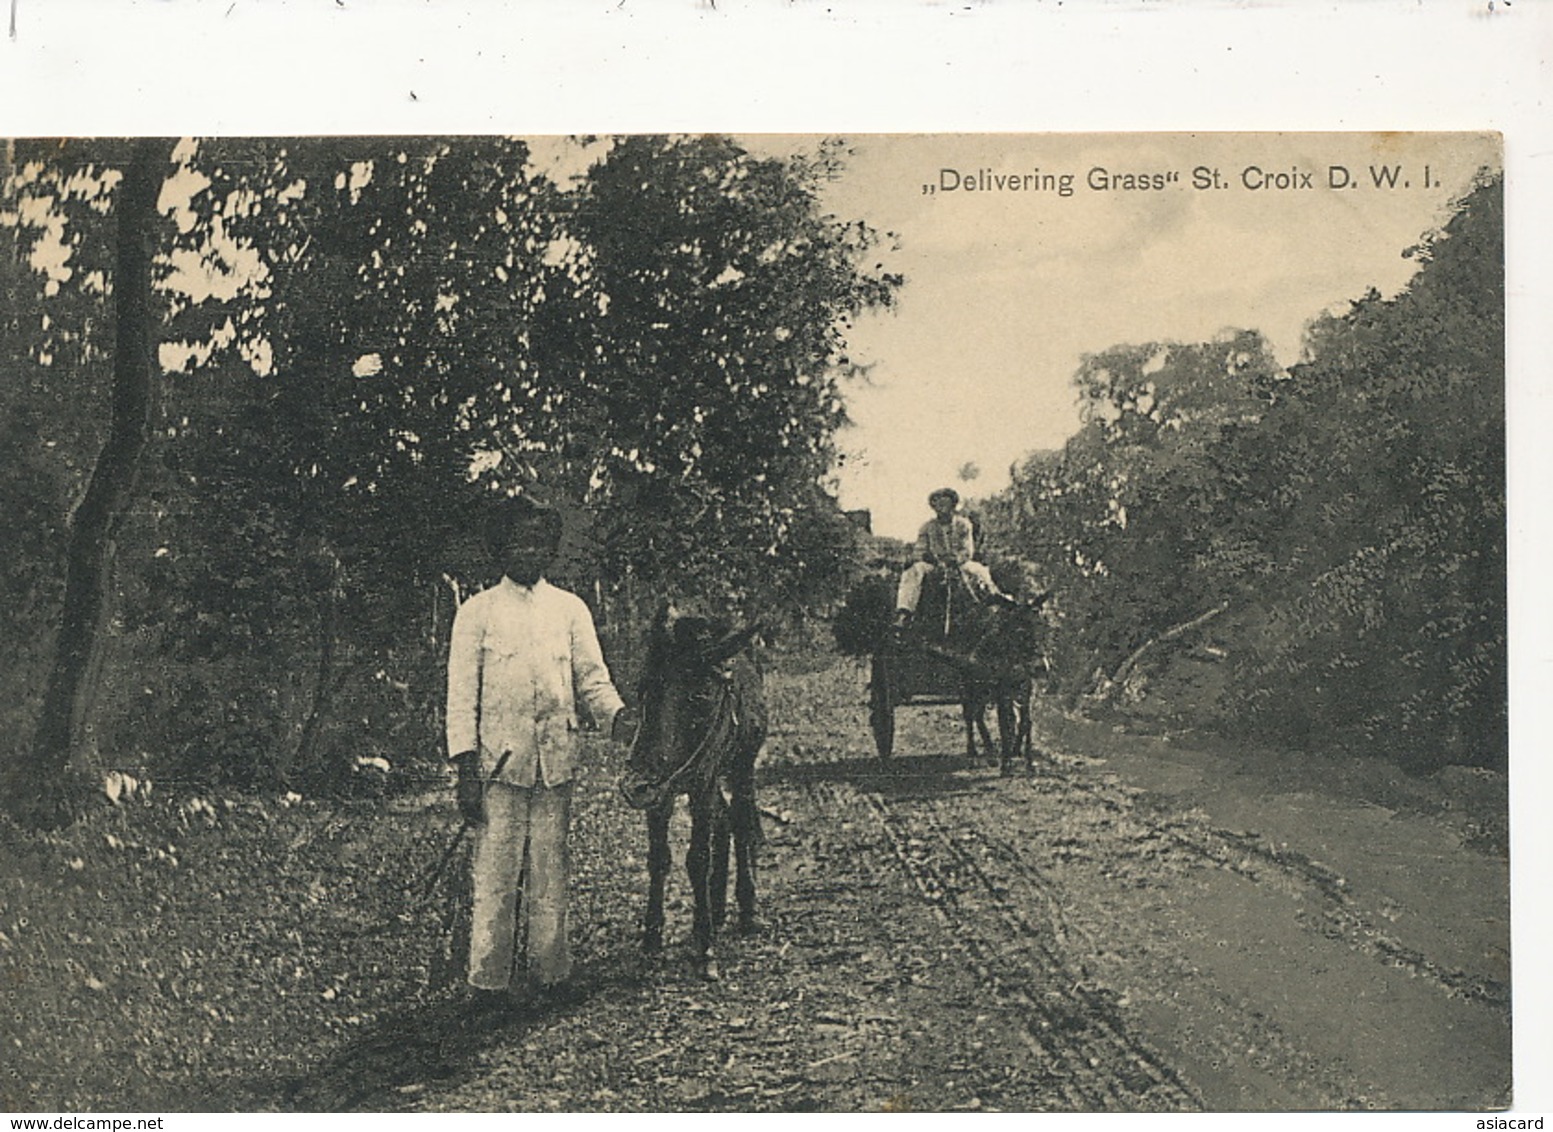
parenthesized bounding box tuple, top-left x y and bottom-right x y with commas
(703, 623, 760, 667)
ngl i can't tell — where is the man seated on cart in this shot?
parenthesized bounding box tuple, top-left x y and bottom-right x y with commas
(892, 487, 1010, 632)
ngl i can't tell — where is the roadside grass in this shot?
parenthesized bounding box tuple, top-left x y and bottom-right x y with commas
(0, 779, 465, 1112)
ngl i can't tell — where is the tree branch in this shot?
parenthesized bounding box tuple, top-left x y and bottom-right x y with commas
(1106, 601, 1229, 699)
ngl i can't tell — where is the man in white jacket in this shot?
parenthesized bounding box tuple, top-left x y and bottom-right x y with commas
(894, 487, 1004, 628)
(445, 498, 635, 1008)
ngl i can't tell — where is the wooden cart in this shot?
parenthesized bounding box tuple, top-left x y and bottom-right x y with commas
(867, 639, 970, 759)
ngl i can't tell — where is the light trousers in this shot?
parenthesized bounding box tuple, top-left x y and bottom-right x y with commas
(468, 778, 574, 991)
(896, 560, 998, 612)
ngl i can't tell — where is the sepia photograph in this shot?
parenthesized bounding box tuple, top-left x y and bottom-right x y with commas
(0, 127, 1512, 1115)
(0, 1, 1545, 1123)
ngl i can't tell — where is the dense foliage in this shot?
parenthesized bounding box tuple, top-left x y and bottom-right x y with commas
(983, 174, 1504, 772)
(1, 136, 896, 801)
(5, 139, 1500, 796)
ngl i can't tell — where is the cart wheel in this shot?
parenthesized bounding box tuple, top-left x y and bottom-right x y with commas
(870, 654, 895, 759)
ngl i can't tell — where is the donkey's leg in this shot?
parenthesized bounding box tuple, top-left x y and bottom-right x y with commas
(685, 793, 718, 977)
(1018, 682, 1035, 769)
(709, 789, 732, 930)
(996, 693, 1017, 776)
(643, 803, 671, 955)
(730, 759, 761, 934)
(964, 689, 995, 763)
(961, 697, 982, 761)
(975, 703, 996, 765)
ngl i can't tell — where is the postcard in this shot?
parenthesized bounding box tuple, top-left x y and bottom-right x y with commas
(0, 129, 1513, 1115)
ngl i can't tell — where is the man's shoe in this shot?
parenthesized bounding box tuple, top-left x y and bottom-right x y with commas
(461, 986, 519, 1026)
(529, 980, 586, 1010)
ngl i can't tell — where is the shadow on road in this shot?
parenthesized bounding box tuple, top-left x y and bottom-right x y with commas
(273, 995, 514, 1111)
(268, 964, 646, 1112)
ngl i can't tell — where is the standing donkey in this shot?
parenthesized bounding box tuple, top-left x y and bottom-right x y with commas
(959, 589, 1050, 774)
(619, 605, 767, 979)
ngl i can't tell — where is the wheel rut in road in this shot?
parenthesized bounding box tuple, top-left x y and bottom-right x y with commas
(797, 775, 1202, 1111)
(783, 735, 1506, 1110)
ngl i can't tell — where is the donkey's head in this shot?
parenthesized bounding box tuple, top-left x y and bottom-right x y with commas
(970, 590, 1052, 677)
(620, 604, 760, 809)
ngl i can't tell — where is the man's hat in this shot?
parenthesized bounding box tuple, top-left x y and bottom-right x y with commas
(928, 487, 960, 507)
(485, 493, 563, 556)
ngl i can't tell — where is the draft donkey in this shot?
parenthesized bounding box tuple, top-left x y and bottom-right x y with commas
(924, 561, 1050, 774)
(958, 606, 1045, 774)
(619, 606, 767, 979)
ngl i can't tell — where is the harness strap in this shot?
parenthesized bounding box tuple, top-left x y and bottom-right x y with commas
(620, 676, 739, 811)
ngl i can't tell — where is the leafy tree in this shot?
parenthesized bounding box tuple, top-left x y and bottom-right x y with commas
(143, 134, 899, 783)
(1222, 173, 1505, 769)
(2, 144, 128, 739)
(0, 139, 172, 821)
(131, 137, 587, 788)
(985, 172, 1504, 772)
(987, 330, 1281, 697)
(2, 133, 900, 803)
(565, 135, 900, 618)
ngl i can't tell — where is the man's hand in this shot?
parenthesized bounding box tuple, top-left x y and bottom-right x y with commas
(611, 705, 640, 747)
(453, 750, 484, 824)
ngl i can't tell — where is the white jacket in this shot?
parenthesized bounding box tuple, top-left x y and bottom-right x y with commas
(445, 577, 625, 787)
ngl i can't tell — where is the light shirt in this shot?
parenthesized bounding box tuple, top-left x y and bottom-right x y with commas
(446, 577, 625, 787)
(917, 513, 976, 566)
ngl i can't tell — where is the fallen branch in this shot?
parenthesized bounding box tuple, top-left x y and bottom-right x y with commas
(1104, 602, 1230, 701)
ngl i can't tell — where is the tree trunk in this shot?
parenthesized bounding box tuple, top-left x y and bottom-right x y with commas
(17, 139, 165, 824)
(282, 546, 344, 788)
(287, 591, 338, 789)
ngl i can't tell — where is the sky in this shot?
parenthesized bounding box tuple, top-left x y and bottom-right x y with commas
(736, 133, 1502, 539)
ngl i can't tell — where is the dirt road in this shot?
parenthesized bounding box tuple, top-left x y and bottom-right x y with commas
(262, 650, 1510, 1113)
